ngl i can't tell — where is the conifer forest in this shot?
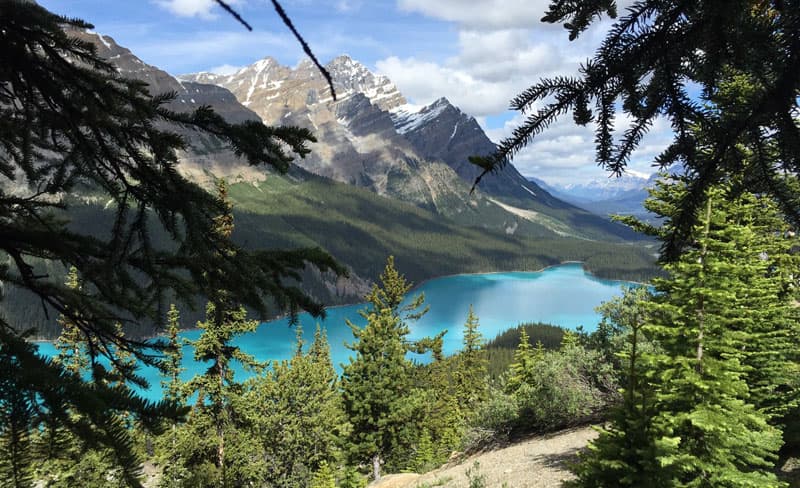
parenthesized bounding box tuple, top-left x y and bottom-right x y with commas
(1, 1, 800, 486)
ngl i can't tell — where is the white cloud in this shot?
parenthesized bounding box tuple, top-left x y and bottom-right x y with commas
(382, 0, 672, 184)
(154, 0, 243, 19)
(485, 110, 672, 184)
(132, 30, 295, 74)
(376, 28, 568, 117)
(399, 0, 637, 31)
(377, 56, 518, 116)
(397, 0, 554, 31)
(336, 0, 363, 12)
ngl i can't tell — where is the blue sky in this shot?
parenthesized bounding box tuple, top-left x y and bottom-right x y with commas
(38, 0, 671, 184)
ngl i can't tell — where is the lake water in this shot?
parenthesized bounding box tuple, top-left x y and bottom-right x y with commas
(35, 263, 635, 401)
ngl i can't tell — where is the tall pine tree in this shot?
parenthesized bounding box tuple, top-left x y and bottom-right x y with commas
(571, 180, 795, 487)
(244, 324, 345, 487)
(166, 181, 264, 487)
(454, 305, 488, 411)
(341, 256, 426, 481)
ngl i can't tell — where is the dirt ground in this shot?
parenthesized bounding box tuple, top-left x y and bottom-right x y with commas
(371, 426, 598, 488)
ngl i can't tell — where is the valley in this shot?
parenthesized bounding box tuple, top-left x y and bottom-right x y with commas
(8, 3, 794, 487)
(4, 28, 658, 340)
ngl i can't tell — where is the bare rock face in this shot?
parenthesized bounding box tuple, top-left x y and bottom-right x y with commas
(71, 30, 265, 183)
(325, 55, 406, 111)
(74, 30, 259, 123)
(180, 55, 483, 211)
(179, 54, 571, 214)
(390, 98, 565, 207)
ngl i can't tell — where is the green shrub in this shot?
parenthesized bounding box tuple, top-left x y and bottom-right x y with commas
(339, 467, 367, 488)
(474, 344, 618, 440)
(466, 461, 486, 488)
(512, 345, 613, 431)
(472, 387, 517, 439)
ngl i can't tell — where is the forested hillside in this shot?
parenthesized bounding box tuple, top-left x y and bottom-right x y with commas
(5, 169, 657, 339)
(2, 2, 799, 488)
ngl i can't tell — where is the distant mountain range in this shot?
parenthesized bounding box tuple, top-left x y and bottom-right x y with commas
(530, 173, 658, 221)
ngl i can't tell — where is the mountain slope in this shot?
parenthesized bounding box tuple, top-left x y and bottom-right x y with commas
(390, 98, 558, 204)
(71, 30, 650, 243)
(8, 166, 658, 339)
(182, 56, 640, 241)
(530, 174, 658, 222)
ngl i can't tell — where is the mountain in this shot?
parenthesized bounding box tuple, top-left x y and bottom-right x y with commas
(69, 29, 283, 186)
(530, 173, 655, 221)
(545, 172, 651, 203)
(71, 32, 651, 242)
(389, 98, 560, 205)
(181, 55, 639, 241)
(4, 26, 660, 339)
(11, 168, 658, 339)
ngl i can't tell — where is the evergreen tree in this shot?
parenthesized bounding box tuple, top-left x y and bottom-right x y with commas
(30, 269, 141, 487)
(166, 182, 264, 487)
(454, 305, 488, 411)
(471, 0, 800, 260)
(244, 323, 344, 487)
(309, 460, 336, 488)
(161, 304, 185, 405)
(0, 2, 343, 479)
(410, 428, 435, 473)
(0, 351, 35, 488)
(155, 306, 186, 486)
(568, 288, 663, 486)
(504, 329, 543, 394)
(645, 191, 785, 487)
(171, 302, 261, 487)
(341, 257, 427, 481)
(52, 267, 89, 377)
(560, 330, 579, 349)
(339, 467, 368, 488)
(589, 286, 653, 368)
(411, 354, 463, 469)
(571, 181, 794, 487)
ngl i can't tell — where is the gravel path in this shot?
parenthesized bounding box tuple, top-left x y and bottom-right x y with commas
(373, 426, 598, 488)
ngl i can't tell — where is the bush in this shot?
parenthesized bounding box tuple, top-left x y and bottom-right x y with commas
(473, 344, 618, 440)
(339, 467, 367, 488)
(472, 387, 517, 440)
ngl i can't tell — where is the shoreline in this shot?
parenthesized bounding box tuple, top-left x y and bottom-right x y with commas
(32, 261, 645, 344)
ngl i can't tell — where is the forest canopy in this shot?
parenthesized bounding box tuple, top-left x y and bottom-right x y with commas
(0, 0, 342, 480)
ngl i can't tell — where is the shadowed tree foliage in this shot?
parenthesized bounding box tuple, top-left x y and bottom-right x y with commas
(471, 0, 800, 260)
(0, 1, 343, 484)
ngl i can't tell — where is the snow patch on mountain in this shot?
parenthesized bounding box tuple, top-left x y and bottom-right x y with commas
(389, 98, 451, 134)
(325, 55, 406, 110)
(550, 172, 652, 202)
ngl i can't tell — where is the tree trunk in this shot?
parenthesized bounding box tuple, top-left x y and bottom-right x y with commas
(372, 454, 381, 481)
(217, 357, 225, 476)
(696, 197, 712, 372)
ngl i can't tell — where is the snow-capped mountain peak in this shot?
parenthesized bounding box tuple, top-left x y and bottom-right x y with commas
(325, 55, 406, 110)
(542, 171, 652, 203)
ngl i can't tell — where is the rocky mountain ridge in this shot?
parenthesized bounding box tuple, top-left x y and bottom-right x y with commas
(181, 54, 637, 240)
(65, 27, 639, 241)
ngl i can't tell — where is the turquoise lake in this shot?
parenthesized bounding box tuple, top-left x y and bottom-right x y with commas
(35, 263, 635, 401)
